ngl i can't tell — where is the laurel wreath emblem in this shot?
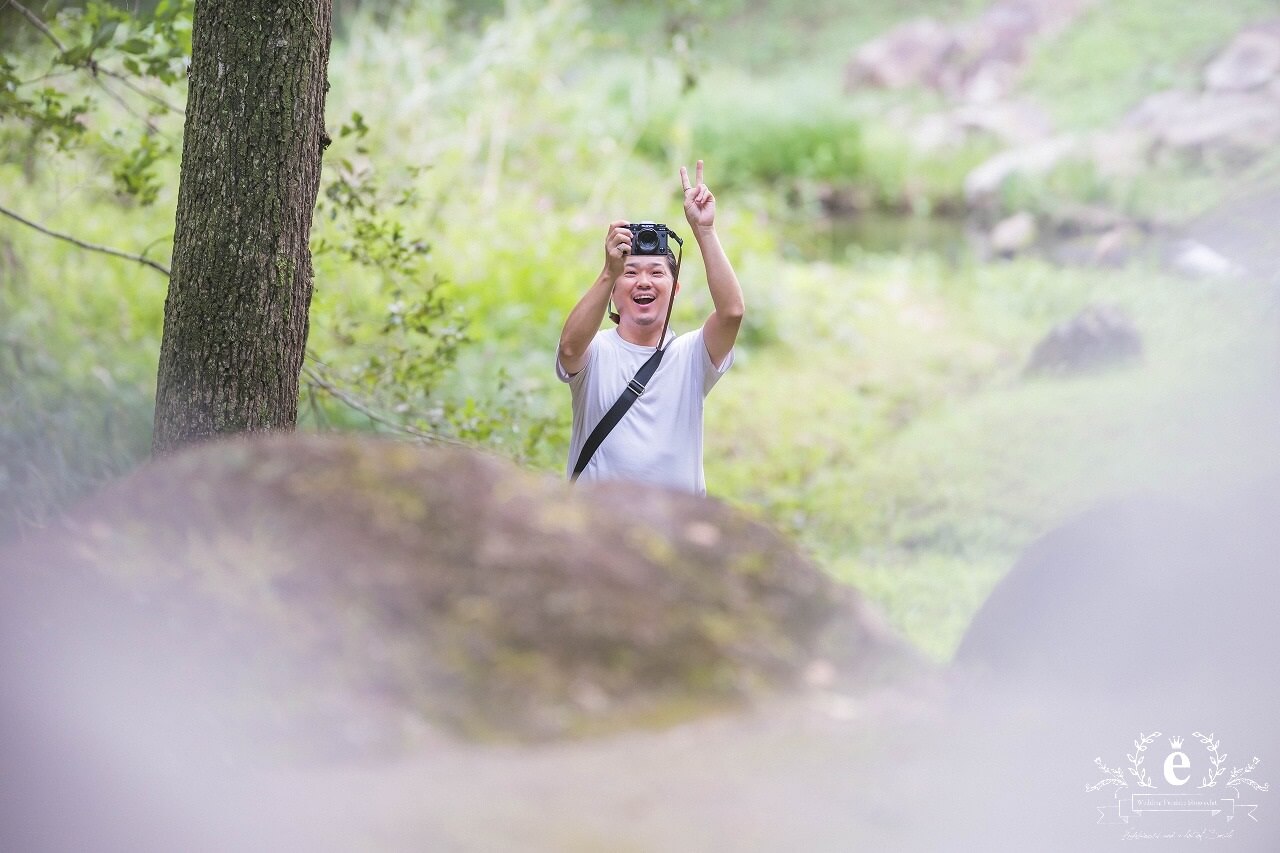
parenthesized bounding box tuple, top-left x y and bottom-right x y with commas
(1086, 731, 1160, 792)
(1191, 731, 1271, 792)
(1086, 730, 1271, 793)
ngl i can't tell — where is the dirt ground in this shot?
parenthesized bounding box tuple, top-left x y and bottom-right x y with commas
(229, 676, 1280, 852)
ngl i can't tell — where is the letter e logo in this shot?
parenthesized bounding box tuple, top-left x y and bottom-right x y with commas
(1165, 751, 1191, 786)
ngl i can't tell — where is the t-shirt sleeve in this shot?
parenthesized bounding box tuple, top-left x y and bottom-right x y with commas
(694, 326, 733, 394)
(556, 334, 595, 385)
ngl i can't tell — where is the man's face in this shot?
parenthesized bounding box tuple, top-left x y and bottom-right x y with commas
(614, 254, 678, 328)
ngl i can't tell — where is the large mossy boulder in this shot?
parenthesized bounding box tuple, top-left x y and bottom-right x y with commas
(1, 435, 913, 749)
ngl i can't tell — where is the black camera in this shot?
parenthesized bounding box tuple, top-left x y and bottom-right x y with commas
(628, 222, 678, 256)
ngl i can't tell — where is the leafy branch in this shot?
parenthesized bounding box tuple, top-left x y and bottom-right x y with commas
(1193, 732, 1227, 789)
(1228, 756, 1270, 793)
(1086, 756, 1128, 792)
(4, 0, 189, 202)
(1126, 731, 1161, 789)
(308, 137, 558, 461)
(300, 360, 468, 449)
(8, 0, 188, 113)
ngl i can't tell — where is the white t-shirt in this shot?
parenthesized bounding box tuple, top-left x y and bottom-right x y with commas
(557, 327, 733, 495)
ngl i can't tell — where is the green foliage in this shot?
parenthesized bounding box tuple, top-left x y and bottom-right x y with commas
(108, 128, 170, 204)
(304, 101, 563, 461)
(0, 58, 92, 151)
(0, 0, 190, 202)
(638, 90, 867, 188)
(315, 154, 431, 273)
(592, 0, 742, 89)
(0, 1, 192, 537)
(854, 120, 999, 213)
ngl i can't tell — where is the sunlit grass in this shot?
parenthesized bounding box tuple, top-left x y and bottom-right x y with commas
(707, 252, 1280, 659)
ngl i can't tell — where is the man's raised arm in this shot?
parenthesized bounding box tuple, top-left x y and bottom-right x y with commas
(681, 161, 744, 370)
(558, 220, 632, 376)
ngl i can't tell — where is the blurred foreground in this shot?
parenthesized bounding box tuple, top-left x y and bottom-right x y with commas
(3, 423, 1278, 851)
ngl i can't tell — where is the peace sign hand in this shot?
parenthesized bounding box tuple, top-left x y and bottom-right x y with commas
(680, 160, 715, 230)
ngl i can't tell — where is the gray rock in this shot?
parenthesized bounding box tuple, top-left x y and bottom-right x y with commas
(908, 111, 971, 151)
(844, 18, 956, 92)
(956, 476, 1280, 699)
(1088, 223, 1147, 266)
(1125, 89, 1280, 152)
(1182, 185, 1280, 281)
(964, 135, 1080, 204)
(1054, 202, 1136, 234)
(845, 0, 1098, 102)
(1023, 303, 1143, 376)
(989, 210, 1038, 256)
(1168, 238, 1245, 279)
(951, 97, 1056, 145)
(1204, 27, 1280, 92)
(1084, 127, 1151, 178)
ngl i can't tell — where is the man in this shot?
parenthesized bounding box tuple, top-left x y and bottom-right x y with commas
(556, 160, 745, 495)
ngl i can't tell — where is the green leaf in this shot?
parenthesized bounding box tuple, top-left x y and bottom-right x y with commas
(91, 21, 120, 50)
(119, 37, 152, 55)
(58, 45, 94, 68)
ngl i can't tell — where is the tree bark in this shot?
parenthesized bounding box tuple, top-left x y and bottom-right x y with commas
(153, 0, 333, 453)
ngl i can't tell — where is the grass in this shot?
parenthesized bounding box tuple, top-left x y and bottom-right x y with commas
(705, 252, 1280, 659)
(591, 0, 992, 75)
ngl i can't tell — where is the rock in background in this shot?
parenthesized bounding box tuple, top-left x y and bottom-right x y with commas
(1023, 303, 1143, 376)
(844, 0, 1098, 103)
(848, 4, 1280, 277)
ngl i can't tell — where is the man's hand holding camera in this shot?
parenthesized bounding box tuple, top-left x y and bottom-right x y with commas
(603, 219, 633, 279)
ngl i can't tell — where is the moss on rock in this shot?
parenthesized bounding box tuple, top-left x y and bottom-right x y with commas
(1, 434, 917, 747)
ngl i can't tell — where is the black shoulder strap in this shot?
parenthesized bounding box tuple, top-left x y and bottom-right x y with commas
(571, 345, 666, 481)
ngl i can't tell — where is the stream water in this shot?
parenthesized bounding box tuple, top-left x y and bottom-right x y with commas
(778, 210, 974, 264)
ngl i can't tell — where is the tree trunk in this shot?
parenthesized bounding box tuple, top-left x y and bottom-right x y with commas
(152, 0, 333, 453)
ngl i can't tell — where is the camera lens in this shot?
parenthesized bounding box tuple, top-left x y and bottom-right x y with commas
(636, 227, 659, 253)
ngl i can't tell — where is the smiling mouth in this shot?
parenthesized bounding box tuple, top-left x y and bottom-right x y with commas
(633, 294, 656, 305)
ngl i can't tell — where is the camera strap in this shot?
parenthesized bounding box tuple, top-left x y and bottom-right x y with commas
(659, 231, 683, 346)
(571, 343, 667, 481)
